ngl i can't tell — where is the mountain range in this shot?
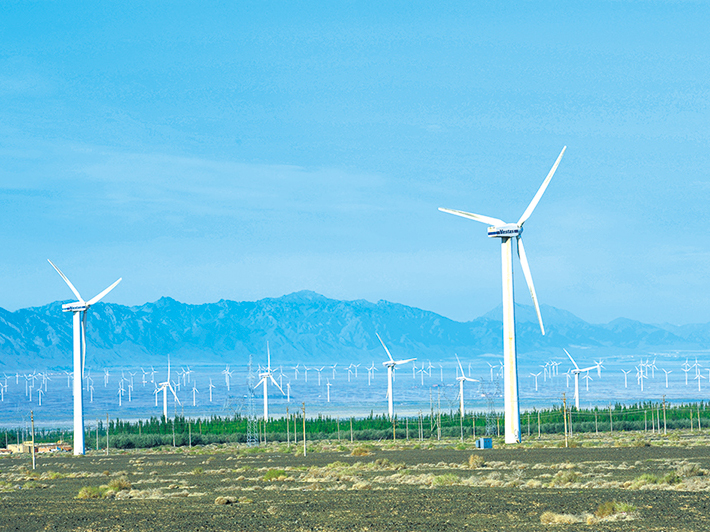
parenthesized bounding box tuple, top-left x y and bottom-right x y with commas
(1, 290, 709, 372)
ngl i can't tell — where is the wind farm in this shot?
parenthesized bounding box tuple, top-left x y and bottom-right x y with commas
(2, 2, 709, 531)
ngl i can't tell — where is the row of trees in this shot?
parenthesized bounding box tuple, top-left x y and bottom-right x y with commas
(4, 400, 709, 450)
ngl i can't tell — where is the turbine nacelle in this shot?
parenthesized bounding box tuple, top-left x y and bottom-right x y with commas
(487, 223, 522, 239)
(62, 302, 88, 312)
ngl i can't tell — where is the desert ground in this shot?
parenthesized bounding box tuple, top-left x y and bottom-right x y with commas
(3, 432, 710, 531)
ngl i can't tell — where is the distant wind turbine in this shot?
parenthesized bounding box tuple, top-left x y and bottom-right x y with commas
(456, 355, 479, 417)
(155, 356, 181, 419)
(377, 333, 415, 420)
(256, 343, 285, 420)
(565, 348, 601, 409)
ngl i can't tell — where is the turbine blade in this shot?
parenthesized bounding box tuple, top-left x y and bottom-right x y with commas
(517, 146, 566, 226)
(456, 354, 464, 376)
(169, 384, 181, 405)
(517, 237, 545, 335)
(394, 358, 416, 365)
(87, 278, 122, 306)
(81, 311, 87, 377)
(270, 375, 285, 395)
(564, 348, 579, 370)
(47, 260, 84, 302)
(376, 333, 394, 361)
(438, 208, 505, 227)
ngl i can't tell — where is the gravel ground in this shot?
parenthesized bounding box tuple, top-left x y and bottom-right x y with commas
(3, 438, 710, 531)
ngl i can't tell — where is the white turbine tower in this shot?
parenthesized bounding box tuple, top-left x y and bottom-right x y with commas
(48, 260, 121, 455)
(662, 368, 672, 388)
(376, 333, 415, 420)
(456, 355, 479, 418)
(564, 349, 601, 410)
(256, 343, 285, 420)
(530, 372, 542, 391)
(621, 369, 632, 388)
(439, 147, 565, 443)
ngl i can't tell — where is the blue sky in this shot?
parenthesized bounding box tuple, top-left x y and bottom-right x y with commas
(1, 1, 708, 325)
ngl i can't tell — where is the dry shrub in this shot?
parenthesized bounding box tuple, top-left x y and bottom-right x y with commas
(468, 454, 485, 469)
(107, 476, 132, 491)
(540, 511, 586, 524)
(77, 486, 107, 499)
(595, 501, 636, 518)
(263, 469, 287, 481)
(215, 496, 238, 505)
(549, 470, 579, 486)
(432, 473, 459, 486)
(351, 444, 375, 457)
(352, 481, 372, 490)
(677, 463, 703, 478)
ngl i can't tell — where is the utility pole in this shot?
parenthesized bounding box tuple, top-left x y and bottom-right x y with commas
(350, 418, 354, 443)
(663, 396, 667, 435)
(562, 394, 568, 447)
(537, 411, 541, 439)
(609, 404, 613, 434)
(437, 389, 441, 441)
(302, 402, 306, 457)
(246, 354, 258, 447)
(31, 411, 36, 470)
(527, 413, 530, 438)
(286, 407, 290, 445)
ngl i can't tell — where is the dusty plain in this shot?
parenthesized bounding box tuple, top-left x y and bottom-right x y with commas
(3, 433, 710, 531)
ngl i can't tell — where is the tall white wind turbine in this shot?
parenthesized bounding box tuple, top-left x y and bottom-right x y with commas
(48, 260, 121, 455)
(256, 343, 285, 420)
(376, 333, 415, 420)
(439, 147, 566, 443)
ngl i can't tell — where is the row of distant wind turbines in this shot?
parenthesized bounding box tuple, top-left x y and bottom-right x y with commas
(47, 146, 567, 452)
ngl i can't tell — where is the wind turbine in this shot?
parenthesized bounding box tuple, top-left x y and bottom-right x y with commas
(456, 355, 479, 417)
(376, 333, 415, 420)
(208, 378, 215, 402)
(440, 147, 565, 443)
(366, 362, 378, 386)
(256, 343, 285, 420)
(222, 365, 233, 391)
(564, 348, 601, 410)
(621, 369, 632, 388)
(662, 369, 672, 388)
(48, 259, 122, 455)
(530, 372, 542, 391)
(155, 356, 181, 420)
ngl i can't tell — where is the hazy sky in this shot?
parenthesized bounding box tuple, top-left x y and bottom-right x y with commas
(1, 1, 708, 325)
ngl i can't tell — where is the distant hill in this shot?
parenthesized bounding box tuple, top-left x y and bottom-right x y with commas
(0, 290, 708, 371)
